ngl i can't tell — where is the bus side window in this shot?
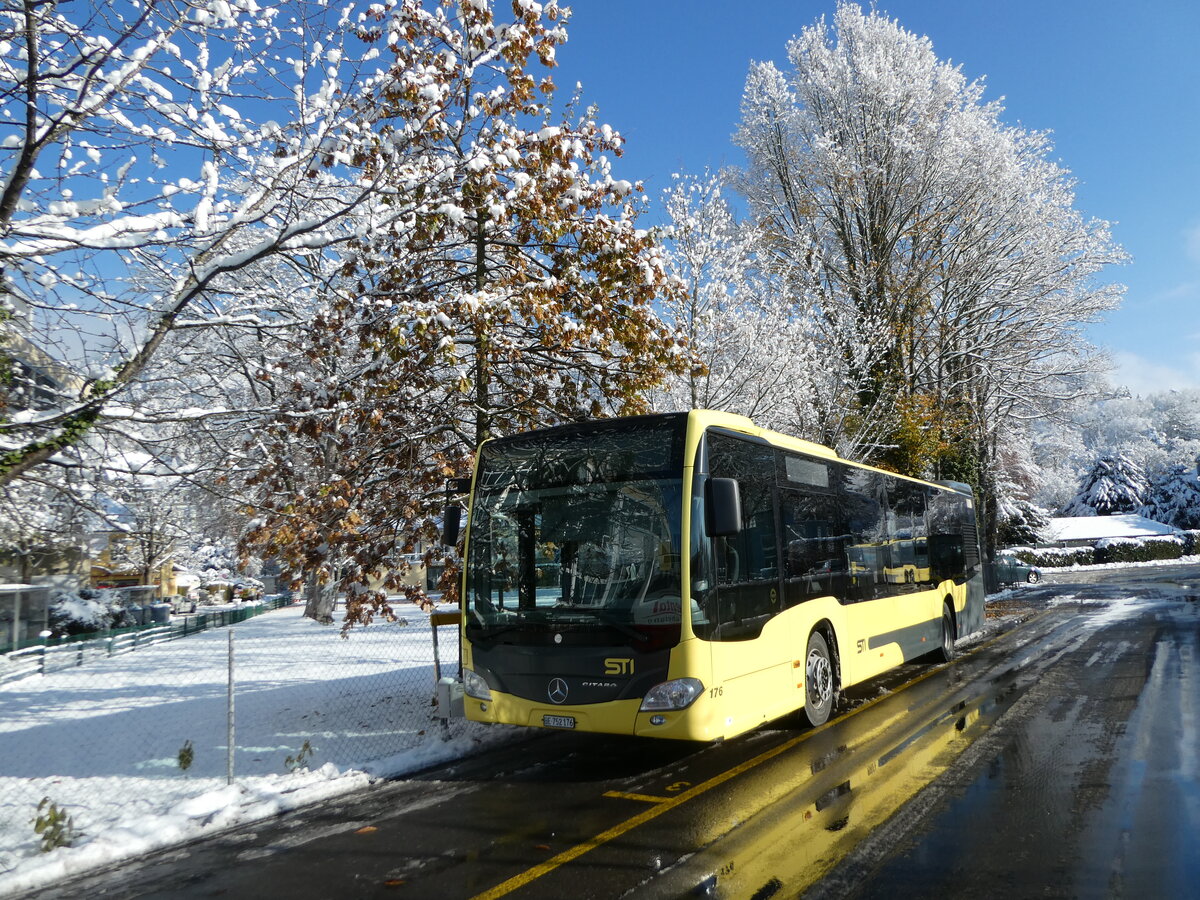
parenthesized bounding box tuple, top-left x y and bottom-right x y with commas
(888, 482, 929, 592)
(705, 432, 779, 641)
(780, 488, 842, 605)
(927, 489, 967, 583)
(840, 467, 889, 603)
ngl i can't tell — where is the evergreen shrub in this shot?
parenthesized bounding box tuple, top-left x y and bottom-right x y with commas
(1094, 536, 1185, 564)
(1012, 546, 1095, 568)
(1183, 531, 1200, 555)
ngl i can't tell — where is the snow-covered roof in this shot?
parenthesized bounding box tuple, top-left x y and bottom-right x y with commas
(1047, 514, 1179, 543)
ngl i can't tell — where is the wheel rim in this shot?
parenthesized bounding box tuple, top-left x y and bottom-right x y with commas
(807, 647, 832, 709)
(942, 612, 954, 656)
(1028, 571, 1039, 583)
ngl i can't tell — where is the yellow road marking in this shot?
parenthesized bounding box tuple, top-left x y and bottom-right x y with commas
(469, 611, 1047, 900)
(470, 734, 809, 900)
(602, 791, 672, 804)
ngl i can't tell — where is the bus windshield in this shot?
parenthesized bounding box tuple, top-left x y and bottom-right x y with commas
(465, 417, 686, 648)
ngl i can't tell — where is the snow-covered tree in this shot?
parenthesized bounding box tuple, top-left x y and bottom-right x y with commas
(95, 450, 191, 587)
(1140, 464, 1200, 530)
(731, 2, 1125, 552)
(240, 0, 689, 625)
(990, 423, 1052, 547)
(0, 0, 452, 488)
(1062, 453, 1147, 517)
(651, 172, 821, 434)
(1023, 386, 1200, 518)
(996, 497, 1051, 548)
(1144, 389, 1200, 474)
(0, 475, 93, 583)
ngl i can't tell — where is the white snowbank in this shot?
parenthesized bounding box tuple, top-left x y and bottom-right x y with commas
(0, 604, 519, 896)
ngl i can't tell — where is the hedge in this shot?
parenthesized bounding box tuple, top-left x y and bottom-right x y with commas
(1012, 546, 1095, 568)
(1184, 531, 1199, 555)
(1094, 536, 1185, 564)
(1011, 532, 1200, 569)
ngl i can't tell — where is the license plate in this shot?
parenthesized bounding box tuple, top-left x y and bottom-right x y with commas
(542, 715, 576, 729)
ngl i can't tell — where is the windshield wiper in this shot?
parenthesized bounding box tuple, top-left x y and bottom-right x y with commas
(471, 610, 547, 643)
(554, 605, 649, 643)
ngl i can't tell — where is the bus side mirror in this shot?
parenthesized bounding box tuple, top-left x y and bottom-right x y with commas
(442, 504, 462, 546)
(706, 477, 742, 536)
(441, 477, 472, 546)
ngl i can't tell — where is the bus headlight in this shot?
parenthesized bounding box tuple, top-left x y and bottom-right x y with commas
(640, 677, 704, 711)
(463, 667, 493, 701)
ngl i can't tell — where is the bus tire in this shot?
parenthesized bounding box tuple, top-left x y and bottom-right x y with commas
(935, 602, 956, 662)
(804, 630, 836, 727)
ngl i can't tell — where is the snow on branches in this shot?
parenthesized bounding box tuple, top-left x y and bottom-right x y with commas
(238, 0, 689, 625)
(1063, 453, 1148, 517)
(0, 0, 458, 487)
(731, 1, 1126, 482)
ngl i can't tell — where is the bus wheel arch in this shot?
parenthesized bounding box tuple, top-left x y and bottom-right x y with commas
(803, 623, 840, 727)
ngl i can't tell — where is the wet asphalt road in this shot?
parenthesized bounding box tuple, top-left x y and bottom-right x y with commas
(40, 565, 1200, 900)
(815, 565, 1200, 899)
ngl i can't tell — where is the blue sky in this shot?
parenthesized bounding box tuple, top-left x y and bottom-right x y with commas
(552, 0, 1200, 396)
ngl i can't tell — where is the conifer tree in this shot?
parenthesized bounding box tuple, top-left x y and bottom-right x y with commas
(1140, 465, 1200, 530)
(1063, 454, 1147, 517)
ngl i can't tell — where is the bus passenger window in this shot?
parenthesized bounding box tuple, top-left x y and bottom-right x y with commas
(841, 468, 889, 602)
(887, 482, 929, 591)
(927, 489, 968, 583)
(780, 488, 842, 604)
(705, 432, 780, 641)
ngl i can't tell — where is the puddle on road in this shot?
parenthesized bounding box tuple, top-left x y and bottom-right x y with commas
(645, 687, 1008, 898)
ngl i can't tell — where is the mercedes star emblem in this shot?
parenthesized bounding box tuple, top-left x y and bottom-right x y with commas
(547, 677, 569, 704)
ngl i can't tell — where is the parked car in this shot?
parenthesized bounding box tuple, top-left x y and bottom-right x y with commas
(994, 554, 1041, 585)
(168, 594, 197, 614)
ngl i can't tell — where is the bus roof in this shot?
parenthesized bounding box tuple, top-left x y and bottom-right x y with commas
(475, 410, 973, 499)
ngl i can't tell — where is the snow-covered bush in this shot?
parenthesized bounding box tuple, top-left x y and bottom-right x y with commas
(1184, 531, 1200, 555)
(48, 590, 118, 637)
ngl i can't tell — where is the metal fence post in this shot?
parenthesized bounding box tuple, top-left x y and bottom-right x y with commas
(226, 627, 235, 786)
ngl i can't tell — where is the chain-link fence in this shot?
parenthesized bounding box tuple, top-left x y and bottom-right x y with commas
(0, 599, 476, 884)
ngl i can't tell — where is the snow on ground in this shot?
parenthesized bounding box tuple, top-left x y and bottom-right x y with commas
(1044, 592, 1149, 631)
(0, 603, 521, 897)
(5, 559, 1195, 896)
(1044, 514, 1182, 544)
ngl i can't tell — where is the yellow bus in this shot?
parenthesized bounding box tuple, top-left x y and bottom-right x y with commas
(456, 410, 983, 741)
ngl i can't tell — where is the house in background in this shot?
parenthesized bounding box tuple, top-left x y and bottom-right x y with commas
(88, 544, 178, 599)
(1042, 514, 1183, 549)
(0, 540, 93, 594)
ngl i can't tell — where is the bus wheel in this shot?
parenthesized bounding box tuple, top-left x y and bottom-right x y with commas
(935, 603, 956, 662)
(804, 631, 835, 727)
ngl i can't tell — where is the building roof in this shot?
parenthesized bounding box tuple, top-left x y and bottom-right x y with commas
(1047, 514, 1179, 544)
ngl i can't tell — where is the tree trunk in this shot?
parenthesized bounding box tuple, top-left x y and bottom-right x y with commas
(473, 218, 491, 448)
(304, 570, 335, 625)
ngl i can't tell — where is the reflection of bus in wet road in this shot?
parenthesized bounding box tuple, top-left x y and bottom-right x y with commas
(457, 410, 984, 740)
